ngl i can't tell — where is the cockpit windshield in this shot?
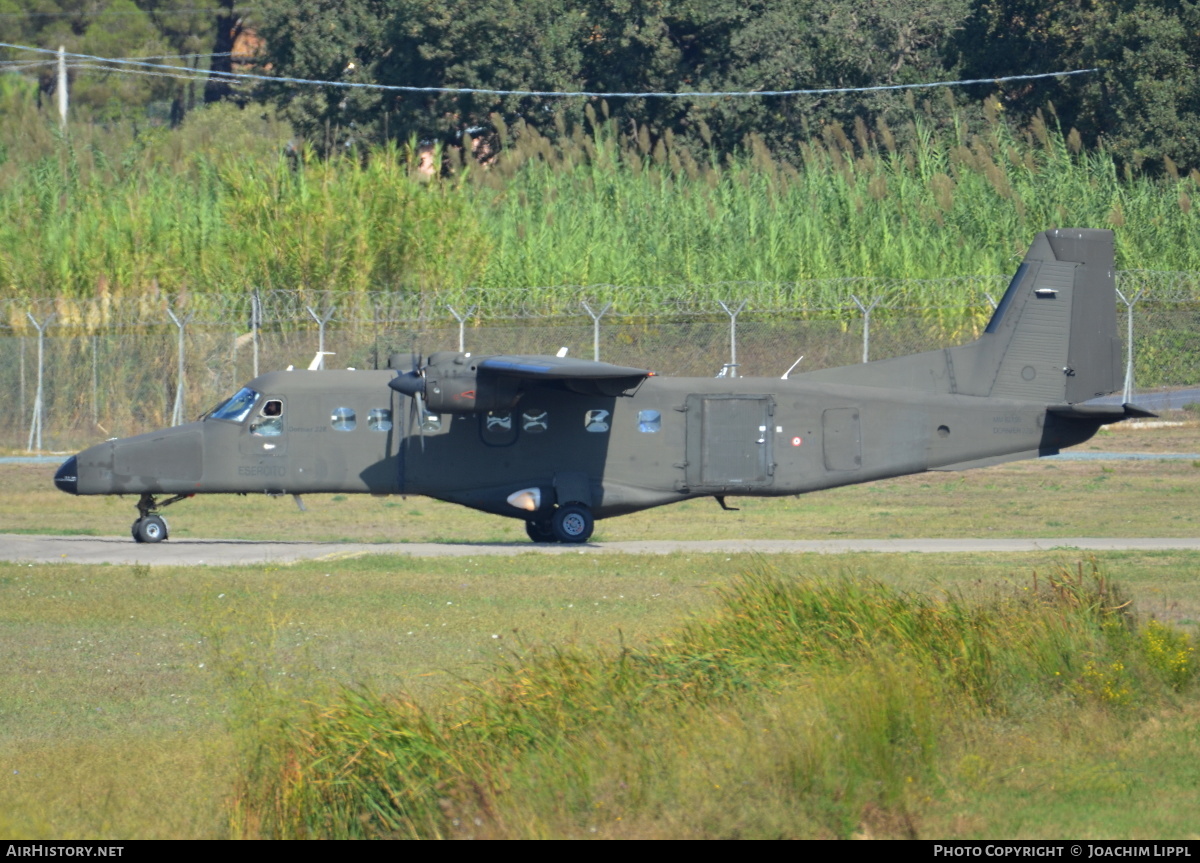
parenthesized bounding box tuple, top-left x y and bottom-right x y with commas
(208, 387, 261, 423)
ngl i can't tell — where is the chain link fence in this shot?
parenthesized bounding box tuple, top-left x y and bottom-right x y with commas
(2, 272, 1198, 451)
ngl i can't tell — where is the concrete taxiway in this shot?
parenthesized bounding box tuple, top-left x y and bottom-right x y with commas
(4, 534, 1200, 566)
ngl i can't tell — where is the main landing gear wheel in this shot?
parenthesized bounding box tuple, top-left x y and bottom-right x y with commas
(525, 519, 558, 543)
(551, 504, 594, 544)
(133, 514, 168, 544)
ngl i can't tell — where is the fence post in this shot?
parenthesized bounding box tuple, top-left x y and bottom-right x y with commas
(19, 335, 26, 437)
(305, 301, 337, 369)
(1115, 286, 1144, 403)
(717, 300, 747, 377)
(25, 312, 54, 452)
(251, 288, 262, 379)
(850, 295, 881, 364)
(91, 333, 99, 428)
(167, 303, 195, 426)
(581, 301, 612, 362)
(447, 304, 477, 353)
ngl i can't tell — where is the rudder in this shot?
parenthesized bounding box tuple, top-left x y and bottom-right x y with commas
(979, 228, 1120, 403)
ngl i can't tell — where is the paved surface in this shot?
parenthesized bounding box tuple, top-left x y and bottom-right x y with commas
(1092, 387, 1200, 411)
(4, 534, 1200, 566)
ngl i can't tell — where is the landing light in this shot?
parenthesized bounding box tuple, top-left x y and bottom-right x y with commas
(506, 488, 542, 512)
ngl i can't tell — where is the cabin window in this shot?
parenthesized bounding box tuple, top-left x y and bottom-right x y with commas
(331, 407, 357, 431)
(638, 410, 661, 433)
(368, 408, 392, 432)
(481, 410, 518, 446)
(209, 387, 260, 423)
(251, 400, 284, 437)
(585, 410, 610, 433)
(522, 409, 548, 434)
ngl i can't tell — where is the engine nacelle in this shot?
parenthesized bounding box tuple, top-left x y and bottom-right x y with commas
(389, 352, 522, 413)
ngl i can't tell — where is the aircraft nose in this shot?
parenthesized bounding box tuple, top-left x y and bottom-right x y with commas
(54, 455, 79, 494)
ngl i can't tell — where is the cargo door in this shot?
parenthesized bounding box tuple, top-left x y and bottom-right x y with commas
(685, 394, 774, 490)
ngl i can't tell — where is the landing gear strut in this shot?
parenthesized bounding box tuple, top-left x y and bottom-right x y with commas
(131, 492, 193, 543)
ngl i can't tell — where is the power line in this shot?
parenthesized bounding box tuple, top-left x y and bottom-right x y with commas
(103, 51, 250, 61)
(0, 7, 257, 18)
(0, 52, 246, 66)
(62, 62, 238, 86)
(0, 40, 1099, 99)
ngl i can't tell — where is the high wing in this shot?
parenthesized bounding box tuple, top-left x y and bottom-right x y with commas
(388, 351, 653, 411)
(476, 355, 652, 381)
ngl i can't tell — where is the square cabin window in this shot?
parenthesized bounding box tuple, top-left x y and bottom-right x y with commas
(331, 407, 356, 431)
(638, 410, 662, 433)
(368, 408, 392, 432)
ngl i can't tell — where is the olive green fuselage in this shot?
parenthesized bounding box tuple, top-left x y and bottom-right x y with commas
(65, 368, 1100, 522)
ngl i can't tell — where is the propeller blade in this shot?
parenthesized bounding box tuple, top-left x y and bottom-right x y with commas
(405, 391, 422, 453)
(395, 348, 427, 453)
(415, 392, 426, 452)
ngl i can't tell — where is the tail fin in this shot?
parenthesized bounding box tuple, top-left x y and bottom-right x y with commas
(798, 229, 1123, 403)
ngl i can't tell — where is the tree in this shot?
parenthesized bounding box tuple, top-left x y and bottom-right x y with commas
(955, 0, 1200, 171)
(255, 0, 972, 159)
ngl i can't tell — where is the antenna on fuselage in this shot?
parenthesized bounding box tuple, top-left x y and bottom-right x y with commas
(781, 355, 805, 380)
(308, 351, 336, 371)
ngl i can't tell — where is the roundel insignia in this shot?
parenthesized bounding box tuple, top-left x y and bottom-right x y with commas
(792, 436, 803, 447)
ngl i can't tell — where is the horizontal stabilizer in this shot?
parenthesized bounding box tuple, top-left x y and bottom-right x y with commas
(1047, 403, 1157, 422)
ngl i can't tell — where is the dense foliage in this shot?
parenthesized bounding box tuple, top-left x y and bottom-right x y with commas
(251, 0, 1200, 171)
(3, 2, 1199, 169)
(0, 0, 242, 122)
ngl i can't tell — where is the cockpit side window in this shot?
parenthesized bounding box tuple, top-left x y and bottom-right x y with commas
(251, 399, 284, 437)
(209, 387, 261, 423)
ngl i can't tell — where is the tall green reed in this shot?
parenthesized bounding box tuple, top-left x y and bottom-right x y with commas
(2, 97, 1198, 309)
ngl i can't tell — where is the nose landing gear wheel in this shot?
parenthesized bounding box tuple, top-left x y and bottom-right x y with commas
(133, 514, 168, 543)
(525, 519, 558, 543)
(551, 504, 594, 544)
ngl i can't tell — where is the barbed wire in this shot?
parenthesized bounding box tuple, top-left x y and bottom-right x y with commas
(1, 271, 1197, 333)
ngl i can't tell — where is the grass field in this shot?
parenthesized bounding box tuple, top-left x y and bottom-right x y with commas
(0, 419, 1197, 839)
(1, 551, 1198, 838)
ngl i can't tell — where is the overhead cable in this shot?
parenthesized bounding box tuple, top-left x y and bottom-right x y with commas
(0, 41, 1099, 99)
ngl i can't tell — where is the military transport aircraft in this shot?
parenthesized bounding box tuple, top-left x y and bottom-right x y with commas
(54, 228, 1150, 544)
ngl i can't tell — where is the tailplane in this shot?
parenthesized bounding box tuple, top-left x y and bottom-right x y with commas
(797, 228, 1122, 403)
